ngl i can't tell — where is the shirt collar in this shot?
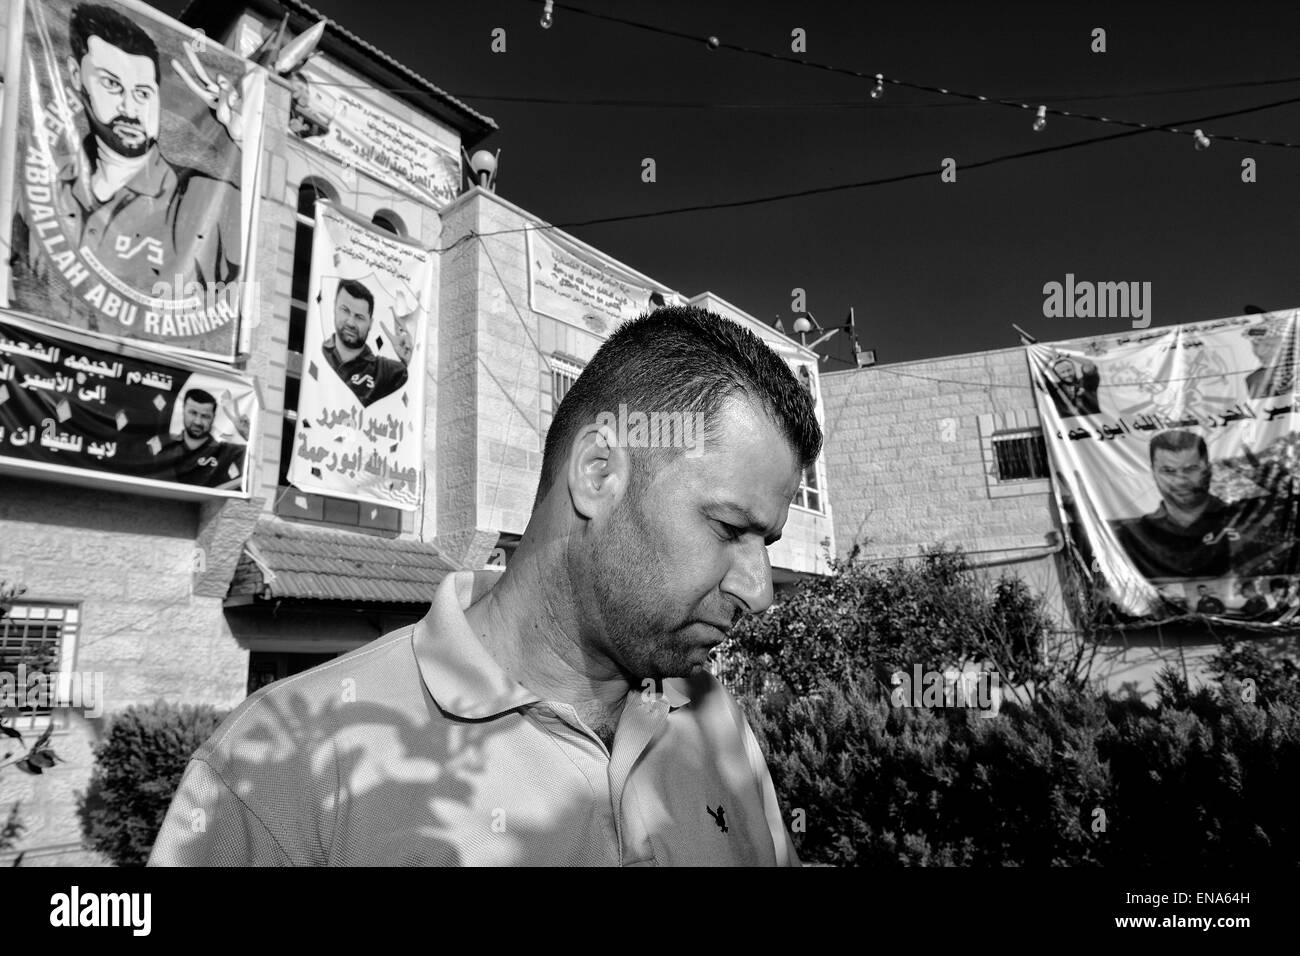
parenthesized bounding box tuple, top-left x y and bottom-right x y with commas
(413, 571, 697, 719)
(414, 571, 541, 720)
(323, 335, 375, 365)
(65, 139, 175, 205)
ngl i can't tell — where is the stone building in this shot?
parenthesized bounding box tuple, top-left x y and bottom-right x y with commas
(0, 0, 832, 863)
(820, 341, 1267, 698)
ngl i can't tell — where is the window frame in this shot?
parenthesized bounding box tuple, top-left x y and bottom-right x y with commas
(0, 601, 83, 733)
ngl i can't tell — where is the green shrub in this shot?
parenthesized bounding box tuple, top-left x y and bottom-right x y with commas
(745, 675, 1300, 866)
(77, 701, 226, 867)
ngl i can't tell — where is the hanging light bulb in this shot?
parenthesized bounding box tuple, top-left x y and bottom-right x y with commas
(870, 74, 884, 99)
(1032, 105, 1047, 132)
(706, 35, 720, 49)
(540, 0, 554, 29)
(1193, 129, 1211, 151)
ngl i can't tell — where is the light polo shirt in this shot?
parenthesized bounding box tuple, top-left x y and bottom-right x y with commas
(148, 570, 800, 866)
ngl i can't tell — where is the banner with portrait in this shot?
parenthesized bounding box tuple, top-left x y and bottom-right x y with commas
(0, 313, 257, 496)
(286, 200, 430, 509)
(526, 226, 679, 336)
(1, 0, 265, 362)
(285, 63, 460, 208)
(1030, 310, 1300, 626)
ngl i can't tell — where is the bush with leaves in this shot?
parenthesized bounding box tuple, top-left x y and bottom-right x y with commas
(77, 700, 226, 867)
(720, 544, 1061, 700)
(744, 663, 1300, 866)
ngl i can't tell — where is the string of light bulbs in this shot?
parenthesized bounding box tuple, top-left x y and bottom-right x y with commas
(435, 88, 1300, 255)
(524, 0, 1300, 150)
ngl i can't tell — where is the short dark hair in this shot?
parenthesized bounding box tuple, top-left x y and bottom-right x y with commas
(336, 278, 374, 317)
(1149, 430, 1207, 467)
(69, 4, 160, 80)
(534, 305, 822, 507)
(183, 388, 217, 410)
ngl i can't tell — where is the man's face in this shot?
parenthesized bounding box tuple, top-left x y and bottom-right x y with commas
(334, 288, 372, 348)
(183, 398, 215, 440)
(1152, 446, 1211, 511)
(1249, 332, 1280, 363)
(70, 36, 160, 158)
(1054, 360, 1077, 384)
(580, 396, 802, 680)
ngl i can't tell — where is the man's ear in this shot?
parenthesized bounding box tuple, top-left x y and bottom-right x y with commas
(567, 420, 628, 521)
(67, 56, 80, 88)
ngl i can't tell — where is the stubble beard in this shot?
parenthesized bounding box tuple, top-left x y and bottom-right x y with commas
(589, 494, 697, 682)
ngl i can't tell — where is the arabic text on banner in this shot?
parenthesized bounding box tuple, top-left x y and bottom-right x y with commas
(3, 0, 264, 361)
(0, 314, 257, 494)
(1029, 311, 1300, 625)
(287, 65, 460, 208)
(526, 226, 676, 336)
(286, 200, 431, 510)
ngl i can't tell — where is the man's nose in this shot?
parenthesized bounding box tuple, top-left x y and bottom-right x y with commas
(721, 539, 775, 617)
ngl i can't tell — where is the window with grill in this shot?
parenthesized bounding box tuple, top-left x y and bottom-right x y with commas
(551, 363, 580, 407)
(0, 603, 79, 721)
(549, 356, 584, 412)
(993, 431, 1050, 481)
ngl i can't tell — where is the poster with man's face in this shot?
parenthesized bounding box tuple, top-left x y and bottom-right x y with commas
(1030, 311, 1300, 626)
(2, 0, 264, 361)
(286, 201, 432, 509)
(0, 313, 257, 496)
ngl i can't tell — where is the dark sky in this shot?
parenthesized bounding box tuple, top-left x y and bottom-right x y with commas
(166, 0, 1300, 368)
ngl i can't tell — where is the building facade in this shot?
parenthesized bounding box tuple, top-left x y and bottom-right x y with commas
(0, 0, 833, 863)
(820, 341, 1287, 699)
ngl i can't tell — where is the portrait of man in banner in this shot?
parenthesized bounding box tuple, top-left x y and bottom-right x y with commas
(321, 278, 412, 408)
(1047, 356, 1101, 418)
(1108, 430, 1299, 582)
(158, 386, 247, 489)
(8, 0, 258, 358)
(1243, 322, 1296, 400)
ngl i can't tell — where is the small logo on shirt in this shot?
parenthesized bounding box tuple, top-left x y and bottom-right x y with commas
(113, 234, 165, 266)
(706, 804, 728, 834)
(350, 373, 376, 389)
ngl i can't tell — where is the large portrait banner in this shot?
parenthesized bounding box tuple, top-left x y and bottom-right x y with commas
(1030, 311, 1300, 626)
(286, 201, 431, 510)
(3, 0, 265, 361)
(0, 313, 257, 495)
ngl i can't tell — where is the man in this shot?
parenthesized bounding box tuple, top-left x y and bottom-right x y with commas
(1243, 324, 1295, 400)
(1263, 577, 1293, 621)
(161, 387, 245, 488)
(1110, 430, 1296, 581)
(13, 4, 242, 299)
(1048, 356, 1100, 418)
(1194, 584, 1226, 615)
(149, 307, 818, 865)
(322, 278, 409, 407)
(1238, 580, 1270, 619)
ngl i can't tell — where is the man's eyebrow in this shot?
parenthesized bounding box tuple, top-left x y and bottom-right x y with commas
(706, 500, 782, 546)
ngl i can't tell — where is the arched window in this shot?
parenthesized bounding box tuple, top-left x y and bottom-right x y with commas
(371, 209, 406, 237)
(290, 177, 338, 347)
(280, 177, 338, 486)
